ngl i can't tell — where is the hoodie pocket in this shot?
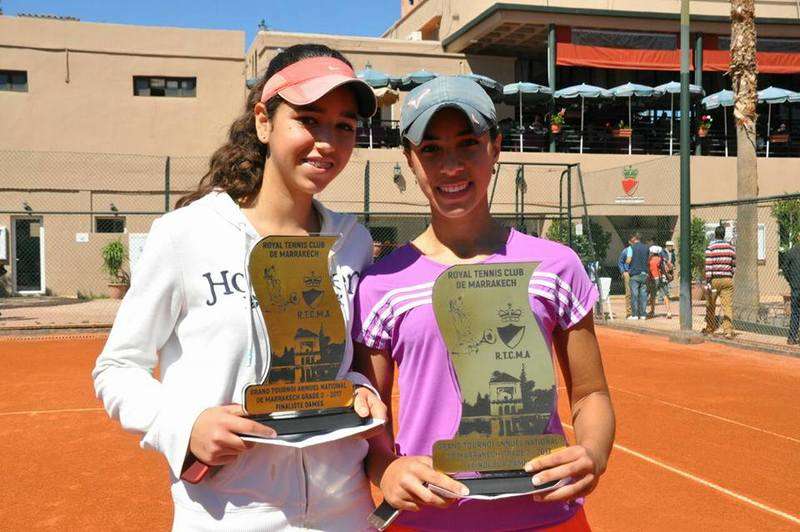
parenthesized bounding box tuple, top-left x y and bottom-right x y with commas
(198, 444, 301, 511)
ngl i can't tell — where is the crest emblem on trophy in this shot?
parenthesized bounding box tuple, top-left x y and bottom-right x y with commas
(497, 303, 525, 349)
(302, 271, 324, 308)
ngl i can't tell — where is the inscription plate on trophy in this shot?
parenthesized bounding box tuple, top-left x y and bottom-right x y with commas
(431, 262, 566, 496)
(243, 235, 365, 437)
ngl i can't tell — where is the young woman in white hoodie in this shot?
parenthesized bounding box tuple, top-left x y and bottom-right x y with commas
(93, 44, 387, 531)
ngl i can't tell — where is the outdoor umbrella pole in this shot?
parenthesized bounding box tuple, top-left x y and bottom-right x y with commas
(580, 96, 585, 154)
(628, 95, 632, 155)
(669, 94, 674, 156)
(519, 90, 523, 153)
(766, 103, 772, 158)
(724, 107, 729, 157)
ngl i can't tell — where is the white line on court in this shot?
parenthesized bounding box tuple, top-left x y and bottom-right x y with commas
(609, 386, 800, 445)
(0, 407, 104, 417)
(555, 385, 799, 445)
(561, 423, 800, 526)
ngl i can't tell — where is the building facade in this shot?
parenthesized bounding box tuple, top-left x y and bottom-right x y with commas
(2, 4, 799, 302)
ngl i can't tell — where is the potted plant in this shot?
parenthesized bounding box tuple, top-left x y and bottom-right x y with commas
(549, 108, 566, 134)
(101, 239, 130, 299)
(677, 217, 709, 301)
(612, 120, 632, 138)
(698, 115, 713, 137)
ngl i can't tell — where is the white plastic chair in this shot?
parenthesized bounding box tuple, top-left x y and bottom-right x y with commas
(599, 277, 614, 320)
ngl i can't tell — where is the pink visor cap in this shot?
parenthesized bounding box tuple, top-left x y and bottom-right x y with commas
(260, 56, 377, 118)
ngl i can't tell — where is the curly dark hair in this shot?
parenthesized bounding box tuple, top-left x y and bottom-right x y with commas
(176, 44, 354, 209)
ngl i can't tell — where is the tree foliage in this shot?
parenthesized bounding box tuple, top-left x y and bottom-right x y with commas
(676, 217, 709, 281)
(545, 218, 611, 263)
(101, 239, 130, 285)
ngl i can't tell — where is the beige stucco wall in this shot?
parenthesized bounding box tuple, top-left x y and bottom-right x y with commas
(0, 16, 246, 156)
(1, 148, 798, 296)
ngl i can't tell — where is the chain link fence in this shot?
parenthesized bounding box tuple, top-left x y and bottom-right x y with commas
(690, 194, 800, 343)
(0, 150, 206, 329)
(0, 151, 578, 330)
(2, 149, 798, 349)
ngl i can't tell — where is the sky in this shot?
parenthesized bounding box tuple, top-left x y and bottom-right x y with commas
(2, 0, 400, 49)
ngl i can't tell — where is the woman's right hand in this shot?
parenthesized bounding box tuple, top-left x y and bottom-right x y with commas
(189, 404, 276, 466)
(379, 456, 469, 512)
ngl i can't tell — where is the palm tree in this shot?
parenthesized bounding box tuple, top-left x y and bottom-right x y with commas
(730, 0, 759, 322)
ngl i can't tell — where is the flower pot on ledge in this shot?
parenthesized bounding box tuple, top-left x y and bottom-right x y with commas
(108, 283, 129, 300)
(612, 128, 632, 138)
(698, 126, 710, 138)
(770, 133, 789, 143)
(550, 124, 562, 134)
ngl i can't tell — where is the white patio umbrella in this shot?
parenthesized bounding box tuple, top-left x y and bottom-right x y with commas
(502, 82, 553, 152)
(701, 89, 735, 156)
(399, 70, 438, 90)
(757, 86, 800, 157)
(655, 82, 705, 155)
(553, 83, 613, 154)
(609, 83, 664, 155)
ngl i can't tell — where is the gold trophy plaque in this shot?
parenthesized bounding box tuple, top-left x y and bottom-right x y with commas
(243, 235, 366, 437)
(431, 262, 566, 496)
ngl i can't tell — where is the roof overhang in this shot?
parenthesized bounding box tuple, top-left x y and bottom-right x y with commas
(443, 3, 800, 55)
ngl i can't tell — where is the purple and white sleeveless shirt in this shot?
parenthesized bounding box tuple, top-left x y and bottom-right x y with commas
(353, 230, 599, 531)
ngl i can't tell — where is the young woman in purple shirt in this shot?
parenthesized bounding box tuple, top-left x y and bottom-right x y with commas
(353, 76, 615, 531)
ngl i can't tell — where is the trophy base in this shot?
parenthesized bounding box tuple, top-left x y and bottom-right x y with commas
(457, 471, 559, 496)
(249, 408, 367, 438)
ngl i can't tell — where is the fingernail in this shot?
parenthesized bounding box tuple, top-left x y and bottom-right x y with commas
(524, 463, 533, 473)
(532, 475, 543, 485)
(460, 487, 470, 496)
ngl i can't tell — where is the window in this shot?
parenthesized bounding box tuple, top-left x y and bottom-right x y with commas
(0, 70, 28, 92)
(133, 76, 196, 97)
(95, 217, 126, 233)
(572, 29, 677, 50)
(719, 37, 800, 53)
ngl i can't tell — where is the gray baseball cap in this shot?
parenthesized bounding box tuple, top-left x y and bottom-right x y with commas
(400, 76, 497, 146)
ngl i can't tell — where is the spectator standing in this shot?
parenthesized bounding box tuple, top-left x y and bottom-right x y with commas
(626, 233, 650, 320)
(664, 240, 676, 268)
(648, 245, 673, 319)
(783, 235, 800, 345)
(703, 225, 736, 338)
(617, 239, 633, 318)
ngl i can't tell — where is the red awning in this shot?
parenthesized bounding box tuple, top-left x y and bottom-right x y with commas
(557, 42, 800, 74)
(557, 43, 690, 71)
(703, 49, 800, 74)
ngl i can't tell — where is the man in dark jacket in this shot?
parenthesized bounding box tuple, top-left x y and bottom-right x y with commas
(626, 233, 650, 320)
(783, 237, 800, 345)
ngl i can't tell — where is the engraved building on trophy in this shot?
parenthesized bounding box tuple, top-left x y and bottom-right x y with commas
(489, 370, 525, 435)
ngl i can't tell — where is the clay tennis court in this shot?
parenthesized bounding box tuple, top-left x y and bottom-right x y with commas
(1, 327, 798, 531)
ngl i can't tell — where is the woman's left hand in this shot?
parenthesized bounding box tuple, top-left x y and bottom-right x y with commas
(353, 386, 388, 419)
(352, 387, 389, 439)
(523, 445, 602, 503)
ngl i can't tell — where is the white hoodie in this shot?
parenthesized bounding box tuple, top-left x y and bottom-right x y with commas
(93, 191, 376, 531)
